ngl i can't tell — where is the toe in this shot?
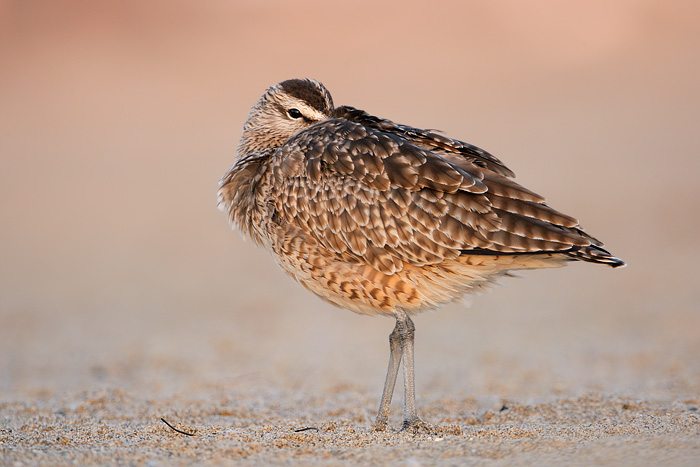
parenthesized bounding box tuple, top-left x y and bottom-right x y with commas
(400, 418, 436, 435)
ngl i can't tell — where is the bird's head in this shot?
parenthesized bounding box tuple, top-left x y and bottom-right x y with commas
(237, 78, 335, 157)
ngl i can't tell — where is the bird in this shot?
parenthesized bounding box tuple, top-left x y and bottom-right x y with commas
(217, 78, 625, 433)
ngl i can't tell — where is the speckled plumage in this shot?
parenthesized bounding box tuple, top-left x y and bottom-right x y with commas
(218, 78, 624, 431)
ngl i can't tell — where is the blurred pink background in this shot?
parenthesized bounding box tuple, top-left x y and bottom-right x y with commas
(1, 1, 699, 404)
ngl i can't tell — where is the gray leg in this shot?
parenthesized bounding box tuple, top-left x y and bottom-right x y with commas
(399, 314, 421, 429)
(373, 321, 402, 430)
(398, 312, 433, 433)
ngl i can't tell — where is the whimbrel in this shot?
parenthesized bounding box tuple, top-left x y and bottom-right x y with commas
(218, 79, 624, 432)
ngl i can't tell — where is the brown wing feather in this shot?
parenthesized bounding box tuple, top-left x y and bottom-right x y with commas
(266, 118, 622, 274)
(335, 106, 516, 177)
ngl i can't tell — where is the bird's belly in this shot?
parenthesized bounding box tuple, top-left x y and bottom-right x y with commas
(266, 225, 567, 317)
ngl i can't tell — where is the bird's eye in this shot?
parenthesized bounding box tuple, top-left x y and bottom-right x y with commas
(288, 108, 303, 119)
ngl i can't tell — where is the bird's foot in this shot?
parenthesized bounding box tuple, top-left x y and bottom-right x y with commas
(400, 417, 436, 435)
(372, 416, 389, 432)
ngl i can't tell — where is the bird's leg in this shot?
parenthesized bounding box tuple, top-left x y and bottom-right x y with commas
(399, 314, 420, 429)
(398, 313, 434, 433)
(373, 321, 402, 431)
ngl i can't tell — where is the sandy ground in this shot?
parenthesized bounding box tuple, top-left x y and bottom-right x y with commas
(2, 1, 700, 465)
(2, 289, 699, 466)
(2, 390, 699, 466)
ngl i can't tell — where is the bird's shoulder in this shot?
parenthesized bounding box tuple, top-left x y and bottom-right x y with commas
(268, 111, 488, 196)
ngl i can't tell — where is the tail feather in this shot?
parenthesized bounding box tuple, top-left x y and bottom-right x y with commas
(566, 245, 626, 268)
